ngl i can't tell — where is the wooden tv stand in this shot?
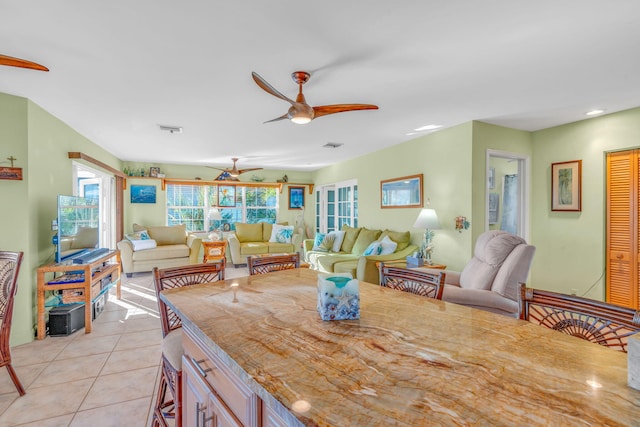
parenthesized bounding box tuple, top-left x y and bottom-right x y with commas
(36, 250, 121, 340)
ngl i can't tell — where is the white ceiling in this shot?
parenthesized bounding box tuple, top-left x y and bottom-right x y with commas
(2, 1, 640, 172)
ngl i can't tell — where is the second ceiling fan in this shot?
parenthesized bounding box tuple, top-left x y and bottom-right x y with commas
(252, 71, 378, 124)
(208, 158, 262, 181)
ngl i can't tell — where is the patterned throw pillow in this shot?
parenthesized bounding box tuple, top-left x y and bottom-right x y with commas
(269, 224, 294, 243)
(125, 230, 150, 241)
(312, 233, 337, 252)
(379, 235, 398, 255)
(363, 241, 383, 256)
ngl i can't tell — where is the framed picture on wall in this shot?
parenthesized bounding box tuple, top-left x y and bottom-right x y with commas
(380, 174, 423, 208)
(551, 160, 582, 212)
(130, 185, 156, 204)
(218, 186, 235, 207)
(288, 186, 305, 209)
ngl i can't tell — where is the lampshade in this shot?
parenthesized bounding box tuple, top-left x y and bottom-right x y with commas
(209, 208, 223, 221)
(413, 208, 441, 230)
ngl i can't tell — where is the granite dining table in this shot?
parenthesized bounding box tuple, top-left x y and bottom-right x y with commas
(160, 268, 640, 426)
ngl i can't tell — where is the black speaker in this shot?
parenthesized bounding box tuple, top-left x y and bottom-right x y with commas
(92, 293, 107, 320)
(48, 304, 85, 336)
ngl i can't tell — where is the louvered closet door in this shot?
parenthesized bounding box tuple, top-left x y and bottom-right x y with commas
(606, 150, 639, 308)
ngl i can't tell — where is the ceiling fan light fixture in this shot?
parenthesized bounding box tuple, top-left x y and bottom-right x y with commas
(291, 115, 312, 125)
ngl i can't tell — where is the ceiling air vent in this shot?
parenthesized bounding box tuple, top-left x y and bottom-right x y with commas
(159, 125, 183, 134)
(323, 142, 343, 149)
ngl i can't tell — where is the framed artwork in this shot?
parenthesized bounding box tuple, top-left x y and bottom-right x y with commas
(380, 174, 423, 208)
(488, 193, 499, 224)
(130, 185, 156, 204)
(149, 167, 160, 177)
(288, 186, 305, 209)
(488, 167, 495, 189)
(218, 186, 236, 207)
(551, 160, 582, 212)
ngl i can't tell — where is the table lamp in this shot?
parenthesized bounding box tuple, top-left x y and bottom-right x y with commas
(413, 208, 441, 265)
(208, 208, 223, 240)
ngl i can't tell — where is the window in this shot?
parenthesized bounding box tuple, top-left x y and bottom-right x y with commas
(315, 180, 358, 233)
(166, 183, 278, 232)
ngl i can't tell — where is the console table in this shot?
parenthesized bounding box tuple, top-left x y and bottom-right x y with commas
(36, 250, 121, 340)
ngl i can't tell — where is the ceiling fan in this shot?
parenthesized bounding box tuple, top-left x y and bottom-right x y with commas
(208, 158, 262, 181)
(252, 71, 378, 124)
(0, 54, 49, 72)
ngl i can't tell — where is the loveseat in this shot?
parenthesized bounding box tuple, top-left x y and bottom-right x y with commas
(303, 225, 419, 284)
(227, 222, 302, 267)
(117, 224, 201, 277)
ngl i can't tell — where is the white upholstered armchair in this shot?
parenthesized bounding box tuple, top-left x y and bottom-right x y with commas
(426, 230, 535, 317)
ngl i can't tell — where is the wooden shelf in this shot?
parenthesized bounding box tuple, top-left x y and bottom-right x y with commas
(128, 177, 315, 194)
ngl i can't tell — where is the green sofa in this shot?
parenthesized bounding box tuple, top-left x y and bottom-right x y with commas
(227, 222, 302, 267)
(303, 225, 419, 284)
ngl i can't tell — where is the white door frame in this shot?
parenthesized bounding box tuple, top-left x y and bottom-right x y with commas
(485, 149, 530, 241)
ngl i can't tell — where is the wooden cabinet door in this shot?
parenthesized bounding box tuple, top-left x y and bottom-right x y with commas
(183, 356, 210, 427)
(607, 149, 639, 308)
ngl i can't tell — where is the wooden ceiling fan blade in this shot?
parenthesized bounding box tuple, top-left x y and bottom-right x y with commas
(263, 113, 289, 123)
(0, 54, 49, 71)
(252, 72, 295, 105)
(313, 104, 378, 118)
(238, 168, 263, 174)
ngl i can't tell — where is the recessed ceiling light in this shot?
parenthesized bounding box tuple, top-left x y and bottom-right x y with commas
(323, 142, 343, 149)
(585, 109, 605, 116)
(159, 125, 183, 134)
(414, 124, 442, 131)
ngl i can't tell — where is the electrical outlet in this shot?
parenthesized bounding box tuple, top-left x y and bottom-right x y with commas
(570, 289, 577, 296)
(51, 219, 58, 231)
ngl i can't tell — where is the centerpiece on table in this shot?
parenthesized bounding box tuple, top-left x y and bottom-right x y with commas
(317, 273, 360, 320)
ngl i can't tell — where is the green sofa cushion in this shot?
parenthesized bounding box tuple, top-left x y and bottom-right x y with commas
(340, 224, 362, 253)
(352, 228, 382, 255)
(133, 224, 187, 246)
(235, 223, 263, 243)
(239, 242, 269, 255)
(379, 229, 411, 251)
(317, 254, 359, 272)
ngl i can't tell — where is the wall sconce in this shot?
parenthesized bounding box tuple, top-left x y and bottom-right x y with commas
(455, 216, 470, 233)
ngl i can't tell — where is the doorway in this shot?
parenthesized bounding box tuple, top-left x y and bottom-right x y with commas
(73, 161, 116, 250)
(485, 150, 530, 241)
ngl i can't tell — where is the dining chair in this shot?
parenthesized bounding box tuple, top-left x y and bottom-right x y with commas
(0, 251, 25, 396)
(379, 263, 446, 300)
(152, 263, 225, 427)
(519, 283, 640, 352)
(247, 253, 300, 275)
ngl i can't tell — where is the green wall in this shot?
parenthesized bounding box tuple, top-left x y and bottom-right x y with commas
(531, 107, 640, 298)
(313, 122, 475, 271)
(1, 92, 122, 345)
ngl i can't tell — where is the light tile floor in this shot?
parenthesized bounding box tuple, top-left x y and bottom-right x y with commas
(0, 266, 248, 427)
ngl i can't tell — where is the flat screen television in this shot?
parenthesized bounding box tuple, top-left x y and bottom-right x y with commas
(55, 195, 100, 263)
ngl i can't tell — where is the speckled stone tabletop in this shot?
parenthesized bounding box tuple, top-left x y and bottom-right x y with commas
(162, 268, 640, 426)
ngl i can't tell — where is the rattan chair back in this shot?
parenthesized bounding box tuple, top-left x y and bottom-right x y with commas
(153, 263, 225, 337)
(247, 253, 300, 275)
(379, 264, 445, 300)
(0, 251, 25, 395)
(519, 283, 640, 352)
